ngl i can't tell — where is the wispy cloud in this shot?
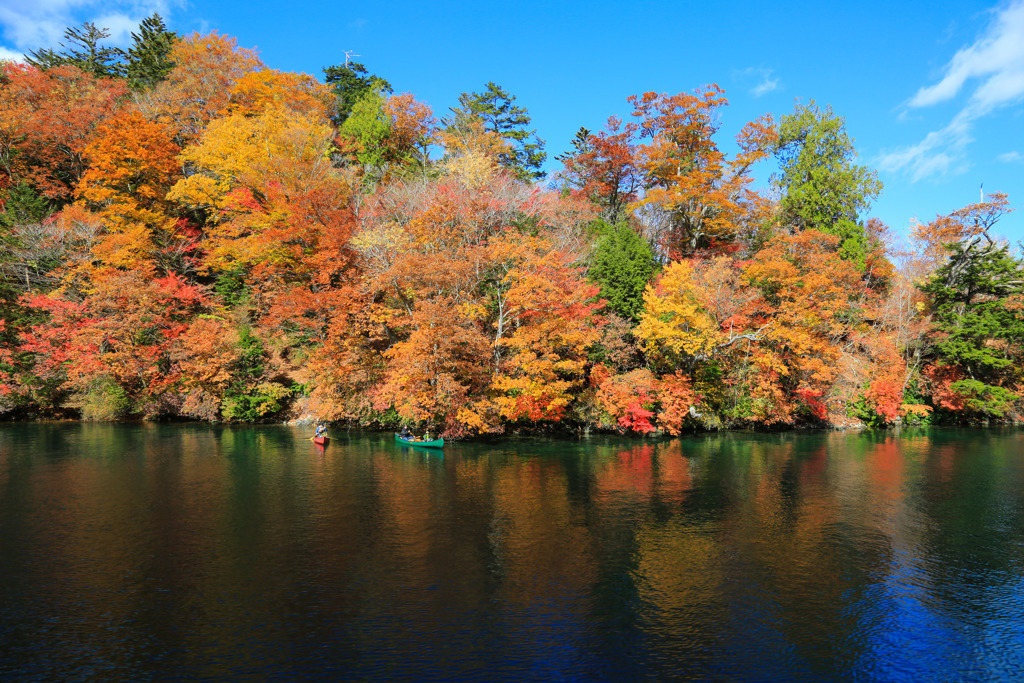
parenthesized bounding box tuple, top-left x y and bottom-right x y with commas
(752, 75, 779, 97)
(880, 0, 1024, 181)
(0, 0, 179, 55)
(0, 45, 22, 61)
(998, 150, 1023, 162)
(737, 67, 780, 98)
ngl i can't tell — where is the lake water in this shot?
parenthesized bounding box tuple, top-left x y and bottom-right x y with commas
(1, 424, 1023, 681)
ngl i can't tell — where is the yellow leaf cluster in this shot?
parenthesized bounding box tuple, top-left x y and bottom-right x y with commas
(230, 69, 332, 119)
(438, 117, 511, 188)
(168, 107, 334, 212)
(637, 259, 720, 362)
(442, 148, 500, 189)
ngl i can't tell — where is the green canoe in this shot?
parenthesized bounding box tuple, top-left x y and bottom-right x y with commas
(395, 433, 445, 449)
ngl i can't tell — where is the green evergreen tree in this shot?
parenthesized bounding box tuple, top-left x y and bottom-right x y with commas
(323, 60, 392, 126)
(449, 82, 546, 181)
(772, 102, 883, 267)
(119, 14, 177, 90)
(554, 126, 591, 165)
(589, 221, 657, 321)
(920, 236, 1024, 417)
(221, 327, 293, 421)
(0, 182, 52, 229)
(26, 22, 122, 78)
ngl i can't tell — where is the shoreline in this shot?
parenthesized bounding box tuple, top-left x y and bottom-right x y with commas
(2, 415, 1019, 440)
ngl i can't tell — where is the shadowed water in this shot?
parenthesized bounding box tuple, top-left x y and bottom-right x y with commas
(1, 424, 1023, 681)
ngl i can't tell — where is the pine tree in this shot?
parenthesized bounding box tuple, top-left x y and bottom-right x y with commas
(26, 22, 122, 78)
(555, 126, 591, 165)
(449, 82, 546, 181)
(120, 14, 178, 90)
(772, 102, 882, 267)
(921, 236, 1024, 417)
(0, 182, 52, 228)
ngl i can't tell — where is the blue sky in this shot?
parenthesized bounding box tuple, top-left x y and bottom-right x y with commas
(1, 0, 1022, 243)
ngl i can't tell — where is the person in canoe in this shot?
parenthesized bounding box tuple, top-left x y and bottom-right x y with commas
(400, 425, 413, 440)
(315, 423, 327, 440)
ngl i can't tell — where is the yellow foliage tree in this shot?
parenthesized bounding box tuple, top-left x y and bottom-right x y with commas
(167, 106, 340, 275)
(636, 259, 721, 367)
(139, 31, 264, 142)
(229, 68, 332, 119)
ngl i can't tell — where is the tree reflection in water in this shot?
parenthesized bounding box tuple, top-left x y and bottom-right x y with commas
(0, 424, 1022, 680)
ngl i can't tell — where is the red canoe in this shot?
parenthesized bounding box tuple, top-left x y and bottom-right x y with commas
(313, 436, 329, 446)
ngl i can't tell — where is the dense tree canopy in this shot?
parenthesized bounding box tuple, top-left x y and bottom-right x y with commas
(589, 222, 657, 321)
(629, 86, 776, 258)
(920, 233, 1024, 418)
(1, 19, 1021, 433)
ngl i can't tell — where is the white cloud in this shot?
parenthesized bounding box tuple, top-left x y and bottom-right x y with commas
(883, 0, 1024, 180)
(0, 44, 23, 61)
(93, 11, 146, 44)
(752, 75, 779, 97)
(909, 1, 1024, 110)
(737, 67, 780, 98)
(880, 110, 974, 180)
(0, 0, 179, 52)
(998, 150, 1023, 161)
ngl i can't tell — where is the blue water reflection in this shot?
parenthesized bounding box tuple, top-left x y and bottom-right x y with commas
(1, 424, 1023, 680)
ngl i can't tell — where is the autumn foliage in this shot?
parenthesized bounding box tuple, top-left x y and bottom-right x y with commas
(2, 24, 1022, 434)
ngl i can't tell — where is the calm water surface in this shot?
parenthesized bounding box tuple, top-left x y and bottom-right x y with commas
(1, 424, 1023, 681)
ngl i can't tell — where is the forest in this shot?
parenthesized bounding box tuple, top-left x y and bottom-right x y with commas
(1, 16, 1022, 437)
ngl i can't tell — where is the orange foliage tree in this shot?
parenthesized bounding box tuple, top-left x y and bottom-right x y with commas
(4, 23, 1015, 434)
(138, 31, 264, 142)
(636, 231, 869, 428)
(19, 269, 210, 418)
(75, 109, 184, 277)
(167, 102, 353, 318)
(0, 63, 126, 201)
(229, 68, 332, 119)
(743, 230, 864, 422)
(911, 192, 1011, 268)
(591, 366, 697, 435)
(489, 237, 602, 424)
(310, 166, 599, 435)
(557, 116, 642, 224)
(635, 255, 755, 426)
(629, 86, 776, 257)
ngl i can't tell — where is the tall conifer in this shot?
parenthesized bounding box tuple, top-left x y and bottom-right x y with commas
(121, 14, 178, 90)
